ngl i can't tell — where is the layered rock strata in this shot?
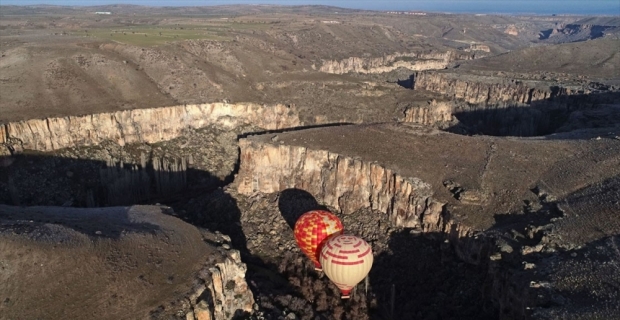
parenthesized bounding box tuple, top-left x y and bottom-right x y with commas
(0, 102, 301, 153)
(413, 71, 572, 105)
(319, 51, 472, 74)
(402, 99, 455, 127)
(409, 72, 620, 136)
(236, 138, 445, 229)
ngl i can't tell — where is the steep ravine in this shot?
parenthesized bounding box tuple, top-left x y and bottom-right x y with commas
(233, 138, 518, 318)
(404, 71, 620, 136)
(231, 128, 620, 320)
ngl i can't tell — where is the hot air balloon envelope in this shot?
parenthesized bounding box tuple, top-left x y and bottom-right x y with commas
(294, 210, 344, 271)
(320, 234, 373, 299)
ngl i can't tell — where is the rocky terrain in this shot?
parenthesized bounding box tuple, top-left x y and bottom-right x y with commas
(0, 205, 253, 320)
(1, 4, 619, 320)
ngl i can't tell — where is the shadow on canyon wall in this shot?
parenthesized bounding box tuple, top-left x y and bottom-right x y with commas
(278, 188, 329, 229)
(401, 71, 620, 137)
(538, 25, 608, 41)
(1, 130, 618, 319)
(444, 91, 620, 137)
(0, 152, 221, 207)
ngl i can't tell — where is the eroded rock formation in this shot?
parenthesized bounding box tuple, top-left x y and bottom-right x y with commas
(189, 248, 254, 320)
(408, 72, 620, 136)
(402, 99, 455, 126)
(319, 51, 472, 74)
(413, 71, 570, 104)
(504, 25, 519, 36)
(0, 103, 301, 153)
(236, 139, 445, 229)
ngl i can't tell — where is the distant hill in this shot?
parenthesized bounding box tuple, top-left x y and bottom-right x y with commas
(457, 38, 620, 79)
(0, 4, 364, 16)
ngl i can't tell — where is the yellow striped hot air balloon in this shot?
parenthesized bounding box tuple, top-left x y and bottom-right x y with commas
(294, 210, 344, 271)
(320, 234, 373, 299)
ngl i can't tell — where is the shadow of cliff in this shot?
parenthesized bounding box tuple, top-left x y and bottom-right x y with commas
(237, 122, 356, 140)
(369, 230, 497, 320)
(278, 188, 328, 229)
(443, 91, 620, 138)
(387, 75, 415, 89)
(0, 152, 221, 208)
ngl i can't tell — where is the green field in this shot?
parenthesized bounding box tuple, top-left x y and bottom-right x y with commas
(71, 22, 269, 46)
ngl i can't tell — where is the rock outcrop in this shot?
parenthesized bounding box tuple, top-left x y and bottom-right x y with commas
(236, 139, 445, 229)
(413, 71, 570, 105)
(402, 99, 455, 126)
(189, 248, 254, 320)
(504, 25, 519, 36)
(319, 51, 472, 74)
(0, 102, 301, 153)
(464, 44, 491, 53)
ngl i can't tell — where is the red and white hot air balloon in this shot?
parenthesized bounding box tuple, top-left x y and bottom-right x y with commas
(320, 234, 373, 299)
(294, 210, 344, 271)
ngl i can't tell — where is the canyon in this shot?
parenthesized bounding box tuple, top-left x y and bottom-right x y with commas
(1, 5, 619, 320)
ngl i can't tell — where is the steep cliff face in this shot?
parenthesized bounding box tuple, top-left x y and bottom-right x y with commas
(410, 72, 620, 136)
(236, 139, 445, 230)
(319, 51, 472, 74)
(402, 99, 455, 127)
(413, 71, 569, 105)
(188, 248, 254, 320)
(0, 103, 301, 153)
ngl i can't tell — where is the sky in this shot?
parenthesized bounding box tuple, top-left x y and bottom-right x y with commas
(1, 0, 619, 15)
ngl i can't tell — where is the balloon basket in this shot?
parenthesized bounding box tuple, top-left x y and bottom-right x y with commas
(341, 295, 351, 299)
(314, 267, 323, 272)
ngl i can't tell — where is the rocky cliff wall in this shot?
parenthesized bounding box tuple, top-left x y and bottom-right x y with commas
(319, 51, 472, 74)
(236, 139, 446, 230)
(187, 247, 254, 320)
(402, 100, 560, 136)
(408, 73, 620, 136)
(402, 99, 455, 127)
(413, 71, 571, 105)
(0, 103, 301, 153)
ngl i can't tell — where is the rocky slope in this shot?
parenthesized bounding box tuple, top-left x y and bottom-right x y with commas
(454, 38, 620, 80)
(0, 205, 254, 320)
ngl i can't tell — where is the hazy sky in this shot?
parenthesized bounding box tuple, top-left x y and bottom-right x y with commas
(1, 0, 619, 15)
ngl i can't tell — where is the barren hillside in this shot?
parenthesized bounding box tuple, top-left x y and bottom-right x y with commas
(1, 5, 619, 320)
